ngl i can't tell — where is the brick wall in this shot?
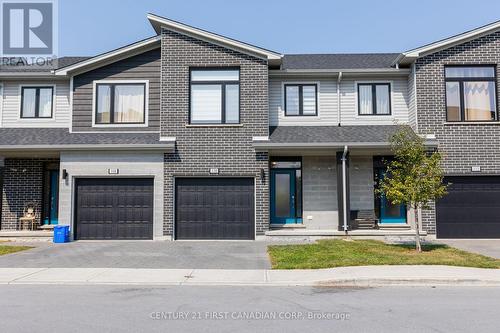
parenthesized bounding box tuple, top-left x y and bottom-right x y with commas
(160, 28, 270, 237)
(1, 159, 55, 230)
(415, 31, 500, 233)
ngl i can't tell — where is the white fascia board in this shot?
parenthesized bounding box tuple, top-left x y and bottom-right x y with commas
(147, 13, 282, 61)
(55, 36, 161, 76)
(396, 20, 500, 65)
(0, 143, 175, 151)
(159, 136, 176, 142)
(253, 139, 438, 150)
(252, 142, 392, 149)
(0, 72, 64, 79)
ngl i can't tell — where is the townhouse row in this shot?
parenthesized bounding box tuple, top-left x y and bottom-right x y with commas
(1, 14, 499, 240)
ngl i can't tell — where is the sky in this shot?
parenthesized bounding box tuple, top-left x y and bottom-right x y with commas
(58, 0, 500, 57)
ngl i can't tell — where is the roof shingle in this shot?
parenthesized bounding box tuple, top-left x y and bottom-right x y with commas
(268, 125, 401, 144)
(0, 128, 166, 146)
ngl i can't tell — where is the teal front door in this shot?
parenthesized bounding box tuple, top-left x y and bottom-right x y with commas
(43, 169, 59, 225)
(377, 170, 406, 224)
(271, 169, 298, 224)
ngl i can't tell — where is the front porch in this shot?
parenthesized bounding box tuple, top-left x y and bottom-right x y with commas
(0, 157, 61, 232)
(253, 125, 439, 237)
(266, 154, 416, 236)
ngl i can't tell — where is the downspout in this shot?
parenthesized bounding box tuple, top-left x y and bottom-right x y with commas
(337, 71, 343, 126)
(342, 145, 348, 233)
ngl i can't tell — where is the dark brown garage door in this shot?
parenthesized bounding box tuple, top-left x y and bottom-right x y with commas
(436, 176, 500, 238)
(175, 178, 254, 240)
(75, 178, 154, 240)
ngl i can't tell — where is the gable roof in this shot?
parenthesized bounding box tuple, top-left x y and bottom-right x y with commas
(147, 13, 282, 63)
(282, 53, 400, 70)
(396, 20, 500, 65)
(0, 57, 90, 78)
(55, 35, 160, 75)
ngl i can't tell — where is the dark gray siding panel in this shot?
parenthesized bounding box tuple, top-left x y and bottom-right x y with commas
(72, 48, 161, 132)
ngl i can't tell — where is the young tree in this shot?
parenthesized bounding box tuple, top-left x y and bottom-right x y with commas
(377, 126, 448, 252)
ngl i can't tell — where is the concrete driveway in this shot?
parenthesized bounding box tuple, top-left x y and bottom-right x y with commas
(437, 239, 500, 259)
(0, 241, 275, 269)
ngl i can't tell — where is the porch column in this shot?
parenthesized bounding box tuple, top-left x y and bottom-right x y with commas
(336, 149, 350, 232)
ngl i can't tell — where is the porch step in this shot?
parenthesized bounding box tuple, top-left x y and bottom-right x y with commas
(378, 224, 411, 230)
(354, 220, 378, 230)
(270, 224, 306, 229)
(39, 225, 55, 230)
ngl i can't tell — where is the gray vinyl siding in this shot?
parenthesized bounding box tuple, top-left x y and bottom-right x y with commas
(72, 48, 160, 132)
(340, 77, 409, 125)
(269, 75, 409, 126)
(1, 80, 70, 128)
(269, 77, 337, 125)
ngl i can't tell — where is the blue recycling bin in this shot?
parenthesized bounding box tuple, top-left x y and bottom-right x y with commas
(53, 225, 70, 243)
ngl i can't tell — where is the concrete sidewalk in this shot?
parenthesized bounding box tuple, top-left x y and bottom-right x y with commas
(1, 265, 499, 287)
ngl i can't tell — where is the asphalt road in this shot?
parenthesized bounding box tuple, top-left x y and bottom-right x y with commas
(0, 285, 498, 332)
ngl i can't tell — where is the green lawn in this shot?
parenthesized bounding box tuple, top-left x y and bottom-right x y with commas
(268, 239, 500, 269)
(0, 245, 32, 256)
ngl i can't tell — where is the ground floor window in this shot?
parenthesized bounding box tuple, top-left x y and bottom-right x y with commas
(270, 157, 302, 224)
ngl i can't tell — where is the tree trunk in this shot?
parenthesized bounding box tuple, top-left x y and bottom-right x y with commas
(414, 205, 422, 252)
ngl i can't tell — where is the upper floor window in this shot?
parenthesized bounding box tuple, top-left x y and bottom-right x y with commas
(95, 82, 146, 125)
(21, 86, 53, 118)
(284, 84, 317, 116)
(445, 66, 497, 122)
(357, 83, 391, 115)
(190, 68, 240, 124)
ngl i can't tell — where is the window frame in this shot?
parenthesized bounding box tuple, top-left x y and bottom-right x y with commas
(189, 67, 241, 125)
(92, 80, 148, 127)
(444, 65, 498, 122)
(283, 83, 318, 117)
(357, 83, 392, 116)
(20, 86, 54, 119)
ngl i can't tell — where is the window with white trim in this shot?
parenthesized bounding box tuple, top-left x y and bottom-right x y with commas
(284, 84, 317, 116)
(190, 68, 240, 124)
(357, 83, 391, 115)
(21, 87, 53, 118)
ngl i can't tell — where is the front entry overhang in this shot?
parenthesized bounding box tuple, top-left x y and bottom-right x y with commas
(253, 125, 438, 154)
